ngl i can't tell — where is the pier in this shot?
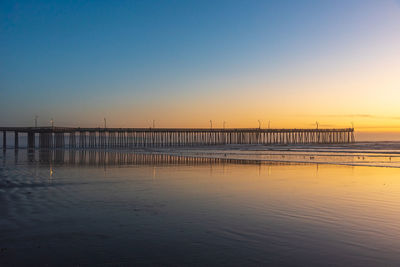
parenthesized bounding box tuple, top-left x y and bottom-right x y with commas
(1, 127, 355, 149)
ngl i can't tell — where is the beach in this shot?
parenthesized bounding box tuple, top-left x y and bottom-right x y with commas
(1, 145, 400, 265)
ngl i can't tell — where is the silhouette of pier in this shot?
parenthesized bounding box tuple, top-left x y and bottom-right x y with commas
(1, 127, 355, 149)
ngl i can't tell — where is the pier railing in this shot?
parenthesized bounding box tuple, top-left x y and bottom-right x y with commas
(0, 127, 355, 149)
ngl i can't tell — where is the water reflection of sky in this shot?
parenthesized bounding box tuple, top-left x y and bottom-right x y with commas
(1, 150, 400, 266)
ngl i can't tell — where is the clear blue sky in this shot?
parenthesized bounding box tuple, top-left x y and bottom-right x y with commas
(1, 0, 400, 134)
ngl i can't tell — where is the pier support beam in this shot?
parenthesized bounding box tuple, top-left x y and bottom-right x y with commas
(55, 133, 65, 148)
(28, 132, 35, 149)
(69, 133, 76, 148)
(0, 127, 356, 148)
(39, 133, 52, 149)
(2, 131, 5, 150)
(14, 132, 18, 149)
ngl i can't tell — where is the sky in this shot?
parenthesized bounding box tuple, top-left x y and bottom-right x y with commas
(1, 0, 400, 140)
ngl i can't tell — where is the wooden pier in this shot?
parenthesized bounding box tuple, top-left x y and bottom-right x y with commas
(0, 127, 355, 149)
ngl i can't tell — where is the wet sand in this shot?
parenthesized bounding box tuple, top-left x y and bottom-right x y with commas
(1, 146, 400, 266)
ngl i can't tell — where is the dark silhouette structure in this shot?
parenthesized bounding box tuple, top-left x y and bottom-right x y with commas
(1, 127, 355, 149)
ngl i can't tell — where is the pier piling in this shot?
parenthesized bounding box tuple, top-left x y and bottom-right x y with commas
(2, 131, 5, 150)
(0, 127, 355, 149)
(27, 132, 35, 149)
(14, 132, 18, 149)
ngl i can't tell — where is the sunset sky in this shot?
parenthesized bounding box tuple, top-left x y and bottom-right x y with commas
(1, 0, 400, 140)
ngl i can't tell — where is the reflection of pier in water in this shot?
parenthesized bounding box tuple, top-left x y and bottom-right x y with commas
(20, 150, 303, 167)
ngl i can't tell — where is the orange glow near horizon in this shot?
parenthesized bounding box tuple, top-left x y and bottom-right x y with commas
(1, 0, 399, 143)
